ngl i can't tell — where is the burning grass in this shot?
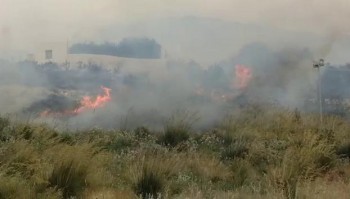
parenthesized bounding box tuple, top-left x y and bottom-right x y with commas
(0, 106, 350, 198)
(38, 86, 112, 117)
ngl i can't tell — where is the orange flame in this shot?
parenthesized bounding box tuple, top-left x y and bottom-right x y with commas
(40, 86, 112, 117)
(74, 86, 111, 114)
(235, 64, 252, 90)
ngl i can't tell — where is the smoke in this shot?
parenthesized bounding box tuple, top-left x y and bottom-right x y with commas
(0, 37, 348, 131)
(1, 0, 350, 130)
(0, 40, 323, 131)
(2, 0, 350, 57)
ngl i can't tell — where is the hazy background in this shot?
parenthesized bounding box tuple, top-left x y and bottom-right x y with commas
(1, 0, 350, 64)
(1, 0, 350, 130)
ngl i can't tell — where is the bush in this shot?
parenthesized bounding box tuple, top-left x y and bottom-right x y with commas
(46, 143, 106, 198)
(134, 167, 164, 199)
(19, 125, 34, 140)
(268, 131, 336, 199)
(135, 126, 151, 139)
(107, 137, 133, 153)
(48, 160, 88, 198)
(160, 126, 190, 147)
(182, 153, 231, 184)
(126, 151, 183, 198)
(1, 140, 41, 179)
(221, 139, 249, 161)
(159, 110, 198, 147)
(336, 142, 350, 159)
(55, 131, 73, 143)
(230, 159, 257, 189)
(0, 174, 32, 199)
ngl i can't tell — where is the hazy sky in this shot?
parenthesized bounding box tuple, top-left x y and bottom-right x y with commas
(1, 0, 350, 51)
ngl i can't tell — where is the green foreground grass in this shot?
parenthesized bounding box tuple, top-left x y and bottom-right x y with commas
(1, 106, 350, 199)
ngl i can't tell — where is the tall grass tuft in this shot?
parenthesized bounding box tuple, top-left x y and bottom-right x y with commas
(0, 174, 33, 199)
(134, 167, 164, 199)
(268, 131, 336, 199)
(159, 109, 199, 147)
(46, 143, 107, 198)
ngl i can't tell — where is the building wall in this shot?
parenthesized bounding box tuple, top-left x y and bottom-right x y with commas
(32, 42, 168, 80)
(34, 42, 68, 63)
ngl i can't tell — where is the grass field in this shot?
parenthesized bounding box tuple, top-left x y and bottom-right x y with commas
(0, 105, 350, 199)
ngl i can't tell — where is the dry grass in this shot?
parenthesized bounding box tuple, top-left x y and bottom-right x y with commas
(0, 105, 350, 198)
(84, 188, 135, 199)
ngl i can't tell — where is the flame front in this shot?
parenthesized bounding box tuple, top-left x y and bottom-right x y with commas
(193, 64, 253, 103)
(40, 86, 112, 117)
(235, 64, 252, 90)
(74, 86, 111, 114)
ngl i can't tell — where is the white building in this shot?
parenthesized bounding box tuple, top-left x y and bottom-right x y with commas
(33, 41, 68, 64)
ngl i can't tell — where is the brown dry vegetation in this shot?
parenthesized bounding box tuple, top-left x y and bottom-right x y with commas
(0, 105, 350, 198)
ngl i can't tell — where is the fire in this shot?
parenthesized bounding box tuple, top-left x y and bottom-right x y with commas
(40, 86, 112, 117)
(74, 86, 111, 114)
(234, 64, 252, 90)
